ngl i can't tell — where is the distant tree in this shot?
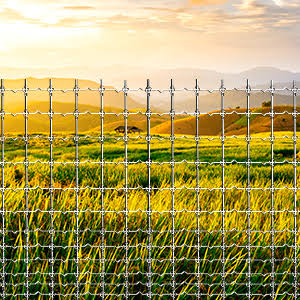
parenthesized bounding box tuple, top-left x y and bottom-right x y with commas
(235, 106, 240, 109)
(262, 101, 271, 107)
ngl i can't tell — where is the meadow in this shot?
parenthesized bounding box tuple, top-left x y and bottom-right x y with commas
(1, 130, 300, 299)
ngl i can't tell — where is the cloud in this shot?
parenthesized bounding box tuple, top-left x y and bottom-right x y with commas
(142, 7, 185, 13)
(189, 0, 227, 5)
(0, 7, 24, 20)
(239, 0, 295, 9)
(0, 7, 37, 23)
(0, 0, 299, 48)
(63, 6, 96, 10)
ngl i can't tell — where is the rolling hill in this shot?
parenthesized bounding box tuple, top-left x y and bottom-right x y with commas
(152, 105, 300, 136)
(4, 101, 181, 133)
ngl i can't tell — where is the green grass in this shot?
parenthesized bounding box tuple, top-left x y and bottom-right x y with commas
(1, 131, 300, 298)
(234, 108, 262, 127)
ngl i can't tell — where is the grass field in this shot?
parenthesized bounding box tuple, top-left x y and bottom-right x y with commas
(2, 130, 300, 298)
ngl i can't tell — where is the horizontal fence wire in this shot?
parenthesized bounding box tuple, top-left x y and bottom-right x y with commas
(0, 78, 299, 298)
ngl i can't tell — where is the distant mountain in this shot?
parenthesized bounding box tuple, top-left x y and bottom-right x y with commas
(166, 90, 296, 113)
(94, 65, 300, 89)
(251, 81, 300, 96)
(237, 67, 300, 87)
(0, 65, 299, 89)
(124, 66, 300, 109)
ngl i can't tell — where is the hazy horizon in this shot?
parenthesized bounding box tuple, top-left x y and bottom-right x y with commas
(0, 65, 299, 91)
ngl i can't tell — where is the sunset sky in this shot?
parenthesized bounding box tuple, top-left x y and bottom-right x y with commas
(0, 0, 299, 73)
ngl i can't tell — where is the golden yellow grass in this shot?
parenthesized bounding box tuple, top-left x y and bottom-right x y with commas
(1, 131, 299, 298)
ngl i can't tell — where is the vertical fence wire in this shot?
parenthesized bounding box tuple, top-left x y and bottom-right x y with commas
(170, 79, 176, 300)
(195, 79, 201, 300)
(24, 79, 29, 300)
(293, 80, 298, 300)
(74, 79, 80, 300)
(246, 79, 251, 299)
(123, 80, 129, 300)
(100, 79, 105, 299)
(146, 79, 152, 299)
(48, 79, 55, 300)
(220, 79, 226, 299)
(270, 80, 275, 300)
(1, 79, 5, 299)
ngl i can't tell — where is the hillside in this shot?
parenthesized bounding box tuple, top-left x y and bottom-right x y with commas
(152, 105, 300, 136)
(4, 101, 180, 133)
(1, 77, 144, 110)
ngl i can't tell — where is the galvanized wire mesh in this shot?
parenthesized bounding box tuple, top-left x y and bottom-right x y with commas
(0, 78, 299, 298)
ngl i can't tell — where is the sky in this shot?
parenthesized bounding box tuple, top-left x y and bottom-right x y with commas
(0, 0, 299, 73)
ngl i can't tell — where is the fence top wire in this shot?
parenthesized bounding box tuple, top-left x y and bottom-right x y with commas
(0, 85, 299, 93)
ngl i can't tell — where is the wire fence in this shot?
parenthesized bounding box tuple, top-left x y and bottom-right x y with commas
(0, 78, 299, 298)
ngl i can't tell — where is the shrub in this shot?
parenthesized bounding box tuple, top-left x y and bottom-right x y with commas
(262, 100, 271, 107)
